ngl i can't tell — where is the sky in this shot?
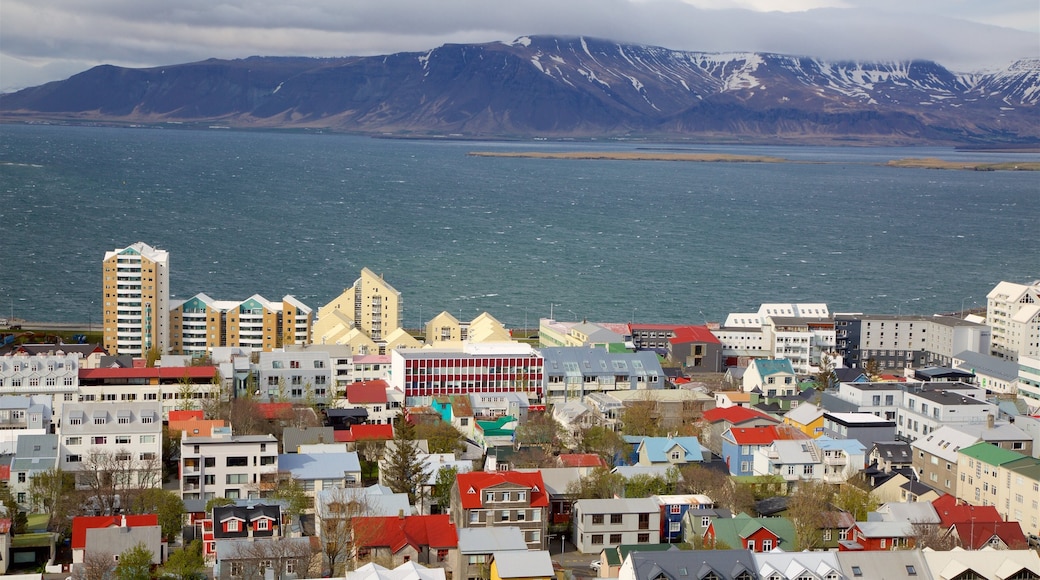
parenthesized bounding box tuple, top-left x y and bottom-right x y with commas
(1, 0, 1037, 93)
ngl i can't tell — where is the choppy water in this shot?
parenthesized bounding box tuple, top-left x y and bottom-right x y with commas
(0, 123, 1037, 328)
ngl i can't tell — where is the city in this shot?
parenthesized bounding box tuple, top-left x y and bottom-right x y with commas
(0, 241, 1038, 580)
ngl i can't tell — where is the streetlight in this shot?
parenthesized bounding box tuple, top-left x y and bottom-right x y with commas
(631, 307, 637, 323)
(549, 303, 560, 321)
(567, 309, 577, 322)
(961, 296, 972, 318)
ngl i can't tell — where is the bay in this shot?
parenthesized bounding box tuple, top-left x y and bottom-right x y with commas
(0, 123, 1037, 329)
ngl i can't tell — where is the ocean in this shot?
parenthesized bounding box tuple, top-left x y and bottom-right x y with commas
(0, 123, 1038, 329)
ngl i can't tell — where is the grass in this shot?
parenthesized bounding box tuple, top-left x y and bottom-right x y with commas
(26, 513, 49, 532)
(886, 158, 1040, 171)
(11, 532, 54, 548)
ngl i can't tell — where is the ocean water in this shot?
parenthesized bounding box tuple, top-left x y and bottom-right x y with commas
(0, 123, 1038, 328)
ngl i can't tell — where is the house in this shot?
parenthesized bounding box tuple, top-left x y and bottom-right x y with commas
(517, 467, 584, 532)
(871, 473, 943, 505)
(751, 551, 844, 580)
(618, 549, 757, 580)
(572, 498, 661, 554)
(783, 402, 824, 438)
(278, 448, 363, 497)
(910, 426, 980, 497)
(71, 514, 161, 564)
(347, 561, 446, 580)
(9, 433, 58, 509)
(608, 389, 715, 434)
(948, 520, 1028, 550)
(181, 431, 279, 501)
(921, 547, 1040, 580)
(597, 544, 677, 579)
(721, 425, 789, 477)
(451, 471, 549, 549)
(343, 380, 401, 425)
(489, 550, 554, 580)
(213, 536, 315, 580)
(558, 453, 608, 472)
(680, 508, 732, 546)
(418, 453, 474, 515)
(931, 494, 1002, 533)
(955, 441, 1040, 535)
(652, 494, 713, 544)
(713, 390, 755, 409)
(839, 521, 915, 551)
(699, 405, 779, 457)
(539, 347, 663, 405)
(666, 326, 723, 373)
(836, 550, 934, 580)
(168, 409, 227, 438)
(212, 503, 282, 540)
(352, 514, 458, 573)
(553, 400, 605, 446)
(60, 401, 163, 492)
(703, 513, 795, 552)
(821, 412, 896, 449)
(867, 441, 913, 473)
(634, 436, 704, 467)
(742, 359, 797, 396)
(454, 527, 527, 580)
(316, 484, 411, 556)
(752, 437, 865, 485)
(282, 426, 337, 452)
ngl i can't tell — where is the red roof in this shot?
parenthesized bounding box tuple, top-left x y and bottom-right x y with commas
(335, 424, 395, 442)
(950, 520, 1028, 550)
(558, 453, 608, 468)
(255, 402, 293, 420)
(726, 426, 781, 445)
(932, 495, 1002, 528)
(456, 471, 550, 509)
(702, 406, 778, 425)
(168, 410, 204, 422)
(345, 380, 390, 404)
(353, 514, 457, 551)
(72, 515, 159, 549)
(669, 326, 721, 345)
(80, 366, 217, 380)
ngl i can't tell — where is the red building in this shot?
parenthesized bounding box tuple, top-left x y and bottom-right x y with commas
(390, 347, 543, 402)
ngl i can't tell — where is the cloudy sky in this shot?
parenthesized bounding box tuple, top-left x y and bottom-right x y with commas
(1, 0, 1037, 93)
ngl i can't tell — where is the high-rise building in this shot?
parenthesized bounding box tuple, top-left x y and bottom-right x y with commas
(169, 293, 313, 355)
(102, 242, 169, 356)
(317, 267, 402, 341)
(986, 279, 1040, 362)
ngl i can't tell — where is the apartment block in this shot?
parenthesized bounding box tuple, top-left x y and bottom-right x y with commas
(102, 242, 170, 356)
(540, 347, 663, 404)
(170, 293, 313, 355)
(0, 353, 81, 417)
(317, 268, 402, 342)
(572, 498, 661, 554)
(956, 442, 1040, 535)
(451, 471, 548, 550)
(897, 385, 996, 442)
(59, 401, 163, 489)
(391, 343, 543, 405)
(834, 313, 990, 370)
(255, 350, 332, 404)
(987, 279, 1040, 362)
(180, 431, 279, 501)
(78, 365, 220, 419)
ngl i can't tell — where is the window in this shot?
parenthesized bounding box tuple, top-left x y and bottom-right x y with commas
(823, 529, 832, 541)
(437, 549, 449, 562)
(637, 533, 650, 543)
(880, 538, 886, 548)
(230, 562, 243, 577)
(116, 436, 131, 445)
(141, 415, 153, 423)
(670, 504, 681, 514)
(591, 534, 604, 545)
(17, 473, 26, 483)
(255, 519, 270, 531)
(66, 454, 81, 463)
(906, 565, 917, 576)
(92, 436, 107, 445)
(668, 522, 681, 533)
(66, 437, 82, 445)
(227, 456, 248, 467)
(610, 514, 623, 524)
(93, 417, 106, 425)
(610, 533, 622, 544)
(592, 514, 604, 524)
(747, 540, 755, 551)
(850, 567, 862, 577)
(762, 539, 773, 551)
(226, 520, 240, 532)
(702, 516, 711, 528)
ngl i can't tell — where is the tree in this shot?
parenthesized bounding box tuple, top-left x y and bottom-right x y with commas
(78, 550, 116, 580)
(79, 448, 161, 515)
(862, 358, 882, 381)
(414, 421, 465, 454)
(910, 519, 956, 550)
(28, 467, 77, 534)
(565, 467, 625, 499)
(381, 418, 426, 504)
(513, 412, 566, 454)
(270, 476, 311, 522)
(225, 537, 320, 580)
(509, 446, 556, 468)
(0, 482, 27, 534)
(620, 394, 662, 437)
(206, 497, 236, 513)
(579, 425, 630, 467)
(624, 472, 677, 498)
(833, 482, 878, 521)
(126, 488, 184, 542)
(115, 543, 154, 580)
(162, 425, 182, 483)
(430, 466, 458, 514)
(177, 372, 197, 411)
(161, 540, 206, 580)
(145, 346, 161, 368)
(318, 488, 373, 575)
(676, 464, 755, 515)
(813, 352, 836, 391)
(787, 480, 834, 550)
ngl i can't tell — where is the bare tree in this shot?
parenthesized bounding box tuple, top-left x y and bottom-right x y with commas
(79, 449, 161, 515)
(225, 538, 320, 580)
(787, 480, 835, 550)
(911, 519, 956, 550)
(317, 489, 374, 575)
(76, 550, 116, 580)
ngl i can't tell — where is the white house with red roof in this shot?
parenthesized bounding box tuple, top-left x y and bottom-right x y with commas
(339, 379, 403, 425)
(700, 405, 779, 456)
(450, 471, 549, 549)
(71, 514, 163, 564)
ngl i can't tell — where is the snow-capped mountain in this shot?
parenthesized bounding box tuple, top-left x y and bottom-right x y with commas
(2, 36, 1037, 144)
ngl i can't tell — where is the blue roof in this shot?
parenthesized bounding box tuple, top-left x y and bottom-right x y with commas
(752, 358, 795, 376)
(637, 436, 704, 462)
(816, 436, 866, 454)
(278, 451, 361, 479)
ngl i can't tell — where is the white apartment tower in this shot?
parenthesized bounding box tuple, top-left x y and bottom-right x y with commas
(987, 280, 1040, 362)
(102, 242, 170, 356)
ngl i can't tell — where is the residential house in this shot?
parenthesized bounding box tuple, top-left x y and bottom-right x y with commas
(572, 498, 661, 554)
(0, 394, 50, 431)
(77, 364, 221, 418)
(451, 471, 549, 549)
(700, 406, 779, 457)
(282, 426, 337, 453)
(897, 384, 996, 442)
(418, 453, 474, 515)
(60, 401, 163, 491)
(517, 467, 583, 534)
(71, 514, 162, 564)
(752, 437, 865, 485)
(537, 319, 627, 350)
(180, 430, 278, 501)
(469, 392, 530, 424)
(255, 350, 332, 405)
(454, 527, 527, 580)
(634, 436, 704, 468)
(839, 521, 915, 551)
(618, 549, 758, 580)
(702, 513, 796, 552)
(871, 473, 943, 505)
(489, 551, 554, 580)
(681, 508, 732, 546)
(9, 433, 58, 509)
(212, 502, 282, 545)
(597, 544, 677, 579)
(713, 390, 756, 409)
(539, 347, 663, 405)
(316, 484, 411, 555)
(955, 442, 1040, 535)
(751, 551, 844, 580)
(652, 494, 713, 544)
(607, 389, 715, 434)
(553, 400, 604, 446)
(342, 380, 402, 425)
(953, 350, 1021, 396)
(783, 402, 824, 438)
(213, 536, 315, 580)
(278, 447, 363, 499)
(921, 547, 1040, 580)
(347, 561, 446, 580)
(741, 359, 797, 396)
(868, 441, 913, 474)
(721, 425, 793, 477)
(168, 409, 227, 438)
(821, 412, 896, 449)
(948, 520, 1028, 550)
(352, 514, 458, 574)
(666, 326, 723, 373)
(836, 550, 934, 580)
(911, 426, 980, 497)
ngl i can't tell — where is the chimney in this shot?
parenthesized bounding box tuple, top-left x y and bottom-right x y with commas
(120, 515, 127, 528)
(986, 414, 995, 429)
(398, 509, 406, 520)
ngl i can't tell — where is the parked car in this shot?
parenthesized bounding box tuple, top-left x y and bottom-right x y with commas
(590, 561, 602, 570)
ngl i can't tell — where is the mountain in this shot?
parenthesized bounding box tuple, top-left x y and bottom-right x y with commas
(2, 36, 1038, 145)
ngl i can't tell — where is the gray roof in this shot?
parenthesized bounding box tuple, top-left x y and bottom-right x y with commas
(574, 497, 660, 514)
(611, 465, 677, 480)
(282, 426, 337, 452)
(316, 485, 410, 518)
(837, 549, 934, 580)
(875, 502, 940, 524)
(626, 549, 757, 580)
(539, 347, 663, 378)
(457, 527, 527, 554)
(492, 551, 554, 578)
(870, 441, 912, 462)
(953, 350, 1020, 382)
(517, 467, 582, 496)
(278, 451, 361, 479)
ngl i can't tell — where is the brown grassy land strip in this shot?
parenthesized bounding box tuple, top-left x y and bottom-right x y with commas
(887, 158, 1040, 171)
(468, 151, 788, 163)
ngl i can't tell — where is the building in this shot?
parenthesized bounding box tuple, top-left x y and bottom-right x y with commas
(921, 548, 1040, 580)
(9, 433, 59, 509)
(619, 549, 757, 580)
(952, 350, 1020, 396)
(78, 364, 221, 419)
(821, 411, 896, 448)
(752, 437, 865, 485)
(783, 402, 824, 438)
(348, 562, 447, 580)
(352, 514, 458, 573)
(279, 447, 363, 496)
(540, 348, 663, 405)
(391, 343, 543, 405)
(71, 514, 163, 564)
(652, 494, 713, 544)
(836, 549, 933, 580)
(102, 242, 170, 356)
(666, 326, 723, 373)
(955, 442, 1040, 535)
(489, 551, 553, 580)
(255, 350, 333, 405)
(833, 313, 991, 370)
(741, 359, 797, 396)
(700, 406, 780, 457)
(0, 352, 80, 417)
(1020, 355, 1040, 412)
(703, 513, 796, 552)
(986, 279, 1040, 362)
(59, 401, 162, 491)
(451, 470, 549, 549)
(180, 431, 279, 501)
(721, 425, 794, 477)
(454, 527, 527, 580)
(169, 293, 313, 355)
(317, 268, 403, 342)
(634, 436, 704, 467)
(896, 386, 997, 442)
(572, 498, 661, 554)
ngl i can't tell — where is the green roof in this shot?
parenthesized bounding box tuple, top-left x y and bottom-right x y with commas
(604, 543, 677, 566)
(709, 513, 796, 549)
(958, 441, 1026, 466)
(1005, 456, 1040, 480)
(477, 415, 516, 437)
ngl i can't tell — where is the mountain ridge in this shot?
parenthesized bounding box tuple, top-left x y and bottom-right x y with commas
(2, 35, 1037, 145)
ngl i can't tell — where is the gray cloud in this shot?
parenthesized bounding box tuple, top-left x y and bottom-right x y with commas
(1, 0, 1036, 92)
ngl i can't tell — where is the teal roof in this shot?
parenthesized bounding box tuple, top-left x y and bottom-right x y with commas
(959, 441, 1027, 466)
(752, 359, 795, 376)
(478, 415, 516, 437)
(637, 436, 704, 463)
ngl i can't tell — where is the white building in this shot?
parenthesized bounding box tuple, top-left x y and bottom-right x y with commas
(180, 430, 279, 501)
(0, 352, 80, 419)
(102, 242, 170, 356)
(1019, 355, 1040, 413)
(59, 401, 163, 489)
(896, 385, 996, 442)
(255, 350, 333, 404)
(721, 303, 833, 374)
(987, 279, 1040, 362)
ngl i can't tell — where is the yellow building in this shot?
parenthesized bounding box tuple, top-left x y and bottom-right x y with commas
(102, 242, 170, 356)
(783, 402, 825, 438)
(169, 293, 313, 355)
(318, 267, 401, 341)
(424, 311, 512, 347)
(425, 311, 463, 344)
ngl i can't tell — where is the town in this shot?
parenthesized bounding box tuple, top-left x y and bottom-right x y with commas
(0, 241, 1038, 580)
